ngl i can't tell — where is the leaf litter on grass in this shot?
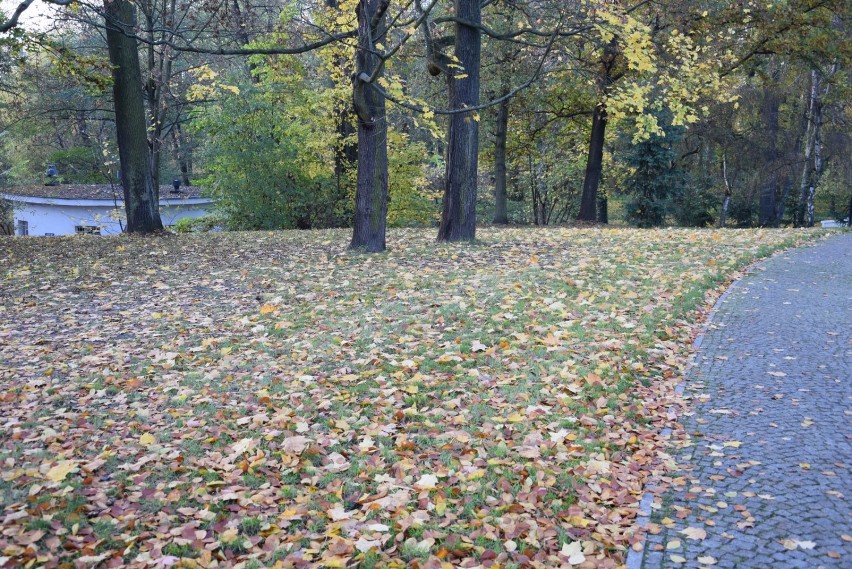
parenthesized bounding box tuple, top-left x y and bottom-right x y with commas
(0, 227, 817, 568)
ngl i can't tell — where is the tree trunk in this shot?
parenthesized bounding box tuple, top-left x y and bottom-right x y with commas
(171, 124, 192, 186)
(350, 0, 388, 252)
(776, 174, 793, 223)
(492, 94, 509, 225)
(758, 88, 780, 227)
(437, 0, 481, 242)
(76, 110, 90, 145)
(807, 95, 822, 228)
(578, 103, 606, 221)
(847, 191, 852, 227)
(596, 194, 608, 223)
(578, 41, 616, 223)
(104, 0, 163, 233)
(719, 151, 732, 228)
(796, 71, 818, 227)
(529, 154, 543, 225)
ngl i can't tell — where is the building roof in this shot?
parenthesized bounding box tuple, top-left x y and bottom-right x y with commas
(3, 184, 208, 201)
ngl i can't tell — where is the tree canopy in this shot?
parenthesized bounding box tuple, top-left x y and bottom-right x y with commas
(2, 0, 850, 242)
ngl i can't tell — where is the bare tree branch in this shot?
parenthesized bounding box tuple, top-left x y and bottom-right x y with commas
(0, 0, 74, 33)
(362, 22, 561, 116)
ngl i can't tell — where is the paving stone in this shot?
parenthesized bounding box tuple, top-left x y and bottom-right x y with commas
(637, 234, 852, 568)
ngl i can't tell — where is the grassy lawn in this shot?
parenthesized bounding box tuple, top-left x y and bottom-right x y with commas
(0, 227, 818, 568)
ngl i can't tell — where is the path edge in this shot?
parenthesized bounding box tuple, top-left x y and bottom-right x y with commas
(622, 234, 838, 569)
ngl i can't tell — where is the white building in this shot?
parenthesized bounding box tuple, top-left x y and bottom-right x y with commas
(3, 184, 214, 236)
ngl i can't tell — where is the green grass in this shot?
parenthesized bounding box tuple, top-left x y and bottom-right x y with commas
(0, 226, 822, 567)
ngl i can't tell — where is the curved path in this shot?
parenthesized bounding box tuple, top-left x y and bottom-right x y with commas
(638, 233, 852, 569)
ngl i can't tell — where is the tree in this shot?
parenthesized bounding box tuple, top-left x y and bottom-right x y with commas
(350, 0, 389, 251)
(577, 40, 617, 222)
(420, 0, 481, 241)
(1, 1, 73, 33)
(104, 0, 163, 233)
(796, 60, 842, 227)
(622, 110, 687, 227)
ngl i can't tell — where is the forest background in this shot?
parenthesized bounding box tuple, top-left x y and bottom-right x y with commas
(1, 0, 850, 249)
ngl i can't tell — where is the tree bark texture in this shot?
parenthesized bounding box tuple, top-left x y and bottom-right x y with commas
(758, 88, 781, 227)
(438, 0, 481, 242)
(578, 103, 606, 221)
(807, 95, 822, 228)
(492, 94, 509, 225)
(799, 64, 834, 227)
(104, 0, 163, 233)
(795, 71, 817, 227)
(578, 41, 617, 222)
(171, 124, 192, 186)
(719, 151, 732, 228)
(596, 194, 608, 224)
(350, 0, 389, 252)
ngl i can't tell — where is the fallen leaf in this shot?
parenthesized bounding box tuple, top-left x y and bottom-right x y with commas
(414, 474, 439, 490)
(559, 541, 585, 564)
(328, 505, 353, 521)
(45, 460, 77, 482)
(230, 437, 257, 456)
(680, 527, 707, 540)
(281, 435, 310, 454)
(355, 536, 382, 553)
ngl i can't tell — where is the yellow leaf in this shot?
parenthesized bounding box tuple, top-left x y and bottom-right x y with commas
(139, 433, 156, 446)
(435, 497, 446, 515)
(507, 412, 524, 422)
(45, 460, 77, 482)
(259, 303, 276, 315)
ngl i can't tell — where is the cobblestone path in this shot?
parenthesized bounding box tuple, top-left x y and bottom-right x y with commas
(637, 234, 852, 569)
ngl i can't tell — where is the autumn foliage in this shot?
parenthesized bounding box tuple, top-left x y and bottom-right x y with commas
(0, 228, 816, 567)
